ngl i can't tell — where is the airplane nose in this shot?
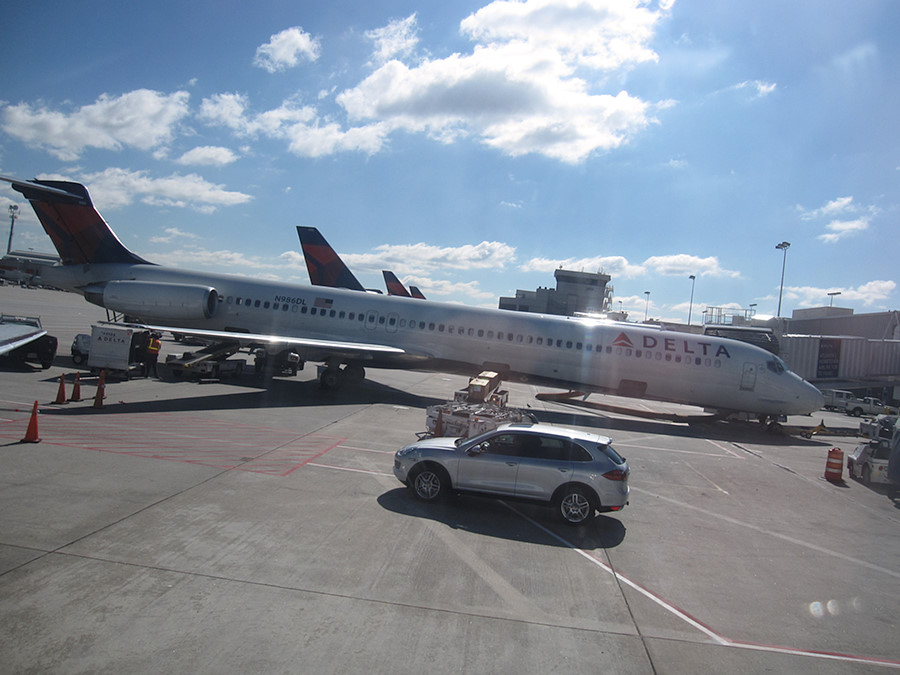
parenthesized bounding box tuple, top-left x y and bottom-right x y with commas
(802, 382, 825, 414)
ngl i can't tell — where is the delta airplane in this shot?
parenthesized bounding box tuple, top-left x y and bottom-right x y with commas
(3, 176, 823, 419)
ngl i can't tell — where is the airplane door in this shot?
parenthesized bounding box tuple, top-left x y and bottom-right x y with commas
(740, 363, 757, 391)
(365, 310, 378, 331)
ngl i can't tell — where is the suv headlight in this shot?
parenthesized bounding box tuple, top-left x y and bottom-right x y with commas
(396, 445, 417, 458)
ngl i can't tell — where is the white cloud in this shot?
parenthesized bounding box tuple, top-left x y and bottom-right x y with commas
(521, 254, 645, 278)
(149, 227, 201, 244)
(41, 167, 253, 213)
(343, 240, 517, 275)
(253, 27, 320, 73)
(800, 195, 855, 220)
(799, 195, 877, 243)
(460, 0, 664, 70)
(817, 217, 870, 243)
(335, 0, 671, 163)
(199, 92, 388, 157)
(366, 14, 419, 65)
(784, 280, 895, 307)
(643, 254, 740, 278)
(520, 252, 738, 279)
(1, 89, 189, 161)
(732, 80, 776, 98)
(176, 146, 239, 166)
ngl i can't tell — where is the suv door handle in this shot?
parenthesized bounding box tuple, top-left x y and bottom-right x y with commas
(506, 462, 517, 467)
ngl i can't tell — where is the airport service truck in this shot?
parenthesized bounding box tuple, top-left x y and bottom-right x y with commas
(87, 325, 148, 377)
(846, 396, 898, 418)
(822, 389, 854, 411)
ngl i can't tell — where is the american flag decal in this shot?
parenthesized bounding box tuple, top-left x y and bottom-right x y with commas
(314, 297, 333, 309)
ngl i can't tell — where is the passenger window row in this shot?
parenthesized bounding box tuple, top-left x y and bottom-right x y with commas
(220, 295, 722, 368)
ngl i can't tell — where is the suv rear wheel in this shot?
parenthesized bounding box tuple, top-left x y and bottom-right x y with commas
(557, 486, 594, 525)
(411, 465, 449, 502)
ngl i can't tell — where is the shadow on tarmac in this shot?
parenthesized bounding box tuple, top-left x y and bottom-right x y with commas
(526, 406, 839, 447)
(24, 364, 854, 448)
(37, 373, 445, 416)
(377, 487, 627, 550)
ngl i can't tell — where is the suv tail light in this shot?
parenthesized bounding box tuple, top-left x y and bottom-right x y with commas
(602, 469, 628, 481)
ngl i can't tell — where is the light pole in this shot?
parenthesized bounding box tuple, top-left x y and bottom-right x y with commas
(828, 291, 841, 307)
(775, 241, 790, 317)
(687, 275, 696, 325)
(7, 204, 18, 254)
(643, 291, 650, 322)
(749, 303, 757, 319)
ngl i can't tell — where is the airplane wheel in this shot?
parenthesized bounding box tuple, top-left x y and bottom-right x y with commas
(320, 368, 341, 390)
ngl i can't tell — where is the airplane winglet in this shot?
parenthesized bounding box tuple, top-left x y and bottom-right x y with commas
(0, 176, 90, 204)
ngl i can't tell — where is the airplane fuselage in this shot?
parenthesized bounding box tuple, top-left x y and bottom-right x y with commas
(42, 262, 823, 416)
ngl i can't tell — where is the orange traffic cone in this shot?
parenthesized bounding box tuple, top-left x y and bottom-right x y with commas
(69, 373, 82, 402)
(92, 370, 106, 409)
(53, 374, 67, 404)
(21, 401, 41, 443)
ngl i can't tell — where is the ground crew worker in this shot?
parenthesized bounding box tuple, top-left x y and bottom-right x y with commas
(144, 333, 161, 377)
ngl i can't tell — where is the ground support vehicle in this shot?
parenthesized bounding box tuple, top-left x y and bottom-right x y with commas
(165, 341, 244, 380)
(822, 389, 854, 411)
(394, 423, 629, 525)
(847, 441, 896, 486)
(858, 415, 898, 441)
(0, 314, 57, 369)
(70, 333, 90, 364)
(422, 370, 534, 438)
(86, 325, 148, 378)
(846, 396, 898, 417)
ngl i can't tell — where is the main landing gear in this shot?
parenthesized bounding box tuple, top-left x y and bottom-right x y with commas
(319, 363, 366, 390)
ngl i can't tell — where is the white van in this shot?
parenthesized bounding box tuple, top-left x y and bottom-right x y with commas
(822, 389, 854, 411)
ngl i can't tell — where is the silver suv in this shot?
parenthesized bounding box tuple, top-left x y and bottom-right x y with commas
(393, 423, 629, 525)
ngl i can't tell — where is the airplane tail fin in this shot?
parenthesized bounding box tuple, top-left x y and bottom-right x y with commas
(409, 285, 426, 300)
(2, 176, 150, 266)
(296, 226, 365, 291)
(382, 270, 411, 297)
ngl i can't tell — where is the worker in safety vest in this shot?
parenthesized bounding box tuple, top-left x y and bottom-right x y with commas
(144, 333, 161, 377)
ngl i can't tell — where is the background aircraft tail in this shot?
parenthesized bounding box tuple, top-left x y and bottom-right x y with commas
(296, 226, 365, 291)
(3, 177, 150, 266)
(382, 270, 412, 297)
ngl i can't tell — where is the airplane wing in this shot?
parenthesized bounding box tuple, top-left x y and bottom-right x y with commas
(0, 320, 47, 356)
(118, 322, 411, 361)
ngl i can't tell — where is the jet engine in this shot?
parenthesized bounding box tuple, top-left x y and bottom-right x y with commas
(85, 280, 219, 320)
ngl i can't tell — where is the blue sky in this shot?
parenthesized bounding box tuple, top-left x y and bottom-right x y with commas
(1, 0, 896, 323)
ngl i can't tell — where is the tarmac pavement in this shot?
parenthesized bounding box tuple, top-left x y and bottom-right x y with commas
(1, 285, 898, 673)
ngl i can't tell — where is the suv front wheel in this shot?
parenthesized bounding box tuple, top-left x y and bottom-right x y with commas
(411, 465, 449, 502)
(556, 486, 595, 525)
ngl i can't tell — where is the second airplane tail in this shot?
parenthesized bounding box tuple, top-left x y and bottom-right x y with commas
(3, 176, 151, 266)
(296, 226, 365, 291)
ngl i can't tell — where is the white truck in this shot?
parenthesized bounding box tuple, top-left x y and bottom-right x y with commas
(87, 325, 149, 377)
(821, 389, 854, 411)
(846, 396, 898, 418)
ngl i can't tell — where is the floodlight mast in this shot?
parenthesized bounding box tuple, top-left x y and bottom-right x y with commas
(775, 241, 790, 317)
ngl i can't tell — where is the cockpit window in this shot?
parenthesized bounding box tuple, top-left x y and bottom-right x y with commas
(766, 358, 785, 374)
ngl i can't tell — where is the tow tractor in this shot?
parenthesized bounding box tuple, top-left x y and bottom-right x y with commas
(165, 341, 245, 380)
(847, 414, 899, 488)
(421, 371, 535, 439)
